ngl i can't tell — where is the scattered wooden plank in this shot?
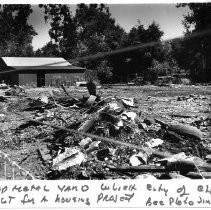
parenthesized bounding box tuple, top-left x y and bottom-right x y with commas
(168, 124, 203, 140)
(78, 117, 97, 132)
(60, 84, 71, 97)
(107, 165, 167, 173)
(184, 172, 211, 179)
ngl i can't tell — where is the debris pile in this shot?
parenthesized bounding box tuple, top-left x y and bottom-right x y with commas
(0, 84, 210, 179)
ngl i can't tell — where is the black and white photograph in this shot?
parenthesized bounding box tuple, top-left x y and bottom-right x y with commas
(0, 1, 211, 183)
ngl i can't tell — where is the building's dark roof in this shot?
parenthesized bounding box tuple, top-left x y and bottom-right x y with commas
(0, 57, 85, 73)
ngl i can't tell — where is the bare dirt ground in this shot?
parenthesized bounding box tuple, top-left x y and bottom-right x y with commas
(0, 84, 210, 180)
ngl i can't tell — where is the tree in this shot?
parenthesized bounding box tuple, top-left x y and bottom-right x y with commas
(39, 4, 77, 59)
(176, 3, 211, 82)
(75, 4, 116, 41)
(39, 4, 167, 83)
(97, 60, 113, 84)
(74, 4, 127, 80)
(0, 4, 37, 56)
(35, 41, 60, 57)
(123, 21, 164, 81)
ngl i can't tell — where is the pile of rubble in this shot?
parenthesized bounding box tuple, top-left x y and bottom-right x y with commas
(0, 83, 210, 180)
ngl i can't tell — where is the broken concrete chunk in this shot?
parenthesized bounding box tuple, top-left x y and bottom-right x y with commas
(145, 138, 164, 148)
(121, 98, 134, 107)
(114, 119, 124, 131)
(52, 147, 85, 171)
(109, 148, 117, 156)
(121, 111, 137, 122)
(107, 102, 124, 115)
(79, 137, 92, 149)
(40, 95, 49, 104)
(85, 141, 101, 154)
(206, 155, 211, 163)
(85, 95, 97, 106)
(38, 145, 52, 164)
(130, 154, 142, 166)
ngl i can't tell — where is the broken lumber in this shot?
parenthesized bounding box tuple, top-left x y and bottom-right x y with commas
(108, 160, 211, 174)
(78, 116, 97, 132)
(107, 165, 167, 173)
(168, 124, 203, 140)
(184, 172, 211, 179)
(37, 145, 51, 164)
(85, 95, 97, 106)
(166, 159, 211, 173)
(155, 118, 203, 140)
(164, 130, 184, 142)
(60, 84, 71, 97)
(170, 113, 197, 118)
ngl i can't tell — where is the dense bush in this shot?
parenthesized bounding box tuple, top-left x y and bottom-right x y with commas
(96, 60, 113, 84)
(146, 59, 183, 83)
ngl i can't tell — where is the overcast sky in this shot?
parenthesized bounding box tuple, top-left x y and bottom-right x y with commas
(29, 4, 190, 50)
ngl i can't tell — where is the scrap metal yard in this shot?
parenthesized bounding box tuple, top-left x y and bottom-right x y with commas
(0, 84, 210, 180)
